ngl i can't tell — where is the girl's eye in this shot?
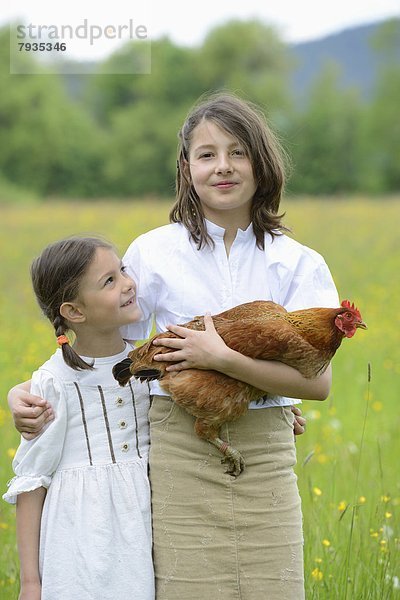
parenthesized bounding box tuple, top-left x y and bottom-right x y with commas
(105, 276, 114, 286)
(121, 265, 128, 274)
(232, 149, 245, 156)
(199, 152, 213, 159)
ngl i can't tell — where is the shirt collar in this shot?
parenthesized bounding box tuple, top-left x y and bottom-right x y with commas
(204, 219, 255, 242)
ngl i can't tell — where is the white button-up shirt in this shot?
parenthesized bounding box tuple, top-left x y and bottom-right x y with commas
(122, 221, 339, 407)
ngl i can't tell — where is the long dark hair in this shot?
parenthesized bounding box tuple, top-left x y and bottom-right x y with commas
(170, 91, 290, 249)
(31, 236, 114, 371)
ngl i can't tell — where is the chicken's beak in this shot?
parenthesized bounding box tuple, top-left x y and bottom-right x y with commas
(356, 320, 367, 330)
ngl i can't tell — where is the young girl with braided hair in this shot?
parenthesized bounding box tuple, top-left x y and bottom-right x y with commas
(3, 237, 154, 600)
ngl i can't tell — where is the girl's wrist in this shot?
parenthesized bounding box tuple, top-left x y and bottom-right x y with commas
(215, 346, 243, 375)
(20, 571, 41, 585)
(19, 579, 41, 600)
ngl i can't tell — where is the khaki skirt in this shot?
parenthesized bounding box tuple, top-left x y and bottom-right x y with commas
(149, 396, 304, 600)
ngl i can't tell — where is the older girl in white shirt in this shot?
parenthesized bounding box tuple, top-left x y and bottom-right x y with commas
(121, 93, 338, 599)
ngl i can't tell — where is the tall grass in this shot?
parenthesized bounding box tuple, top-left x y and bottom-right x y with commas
(0, 198, 399, 599)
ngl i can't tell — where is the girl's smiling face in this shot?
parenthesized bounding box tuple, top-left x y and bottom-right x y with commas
(187, 119, 257, 226)
(73, 247, 141, 331)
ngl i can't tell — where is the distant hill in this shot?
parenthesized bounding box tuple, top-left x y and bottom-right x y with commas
(289, 18, 400, 101)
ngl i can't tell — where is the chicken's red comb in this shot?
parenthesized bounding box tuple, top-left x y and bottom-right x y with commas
(341, 299, 362, 319)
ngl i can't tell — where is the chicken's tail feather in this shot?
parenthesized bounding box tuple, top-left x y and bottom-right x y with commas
(112, 358, 133, 386)
(133, 368, 162, 382)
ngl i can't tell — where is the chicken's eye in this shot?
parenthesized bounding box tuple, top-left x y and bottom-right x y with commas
(344, 312, 353, 319)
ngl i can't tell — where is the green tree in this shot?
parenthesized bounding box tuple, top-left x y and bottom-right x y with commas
(0, 27, 105, 197)
(87, 38, 204, 124)
(288, 63, 363, 194)
(103, 100, 185, 196)
(361, 19, 400, 191)
(197, 20, 292, 115)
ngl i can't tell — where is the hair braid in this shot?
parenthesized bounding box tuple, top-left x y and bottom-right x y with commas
(53, 314, 94, 371)
(53, 315, 65, 338)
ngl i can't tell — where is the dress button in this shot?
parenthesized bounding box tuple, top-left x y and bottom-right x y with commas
(118, 420, 127, 429)
(121, 442, 129, 452)
(115, 397, 124, 406)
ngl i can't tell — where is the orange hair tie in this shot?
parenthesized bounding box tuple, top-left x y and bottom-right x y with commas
(57, 335, 70, 346)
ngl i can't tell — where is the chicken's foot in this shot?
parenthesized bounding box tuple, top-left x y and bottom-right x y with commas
(210, 437, 245, 477)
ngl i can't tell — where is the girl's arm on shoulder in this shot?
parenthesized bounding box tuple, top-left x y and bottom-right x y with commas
(8, 380, 54, 439)
(16, 487, 46, 600)
(152, 315, 331, 400)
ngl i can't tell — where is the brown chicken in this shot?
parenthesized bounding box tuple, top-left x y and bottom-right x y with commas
(113, 300, 366, 476)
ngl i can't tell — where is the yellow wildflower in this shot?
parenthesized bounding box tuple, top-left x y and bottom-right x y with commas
(358, 496, 366, 504)
(338, 501, 347, 511)
(372, 401, 383, 412)
(7, 448, 16, 459)
(313, 487, 322, 497)
(381, 495, 391, 503)
(322, 539, 331, 547)
(317, 454, 329, 465)
(315, 558, 323, 564)
(385, 512, 393, 519)
(370, 531, 379, 538)
(311, 567, 323, 581)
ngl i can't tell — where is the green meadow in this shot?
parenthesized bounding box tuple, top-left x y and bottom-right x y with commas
(0, 198, 399, 599)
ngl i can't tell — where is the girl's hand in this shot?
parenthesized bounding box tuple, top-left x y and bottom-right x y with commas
(8, 385, 54, 440)
(19, 580, 41, 600)
(153, 314, 231, 372)
(292, 405, 306, 436)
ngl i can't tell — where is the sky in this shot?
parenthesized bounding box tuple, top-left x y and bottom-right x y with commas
(3, 0, 399, 61)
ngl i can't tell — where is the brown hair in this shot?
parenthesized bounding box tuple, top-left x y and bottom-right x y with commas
(170, 91, 290, 249)
(31, 236, 114, 371)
